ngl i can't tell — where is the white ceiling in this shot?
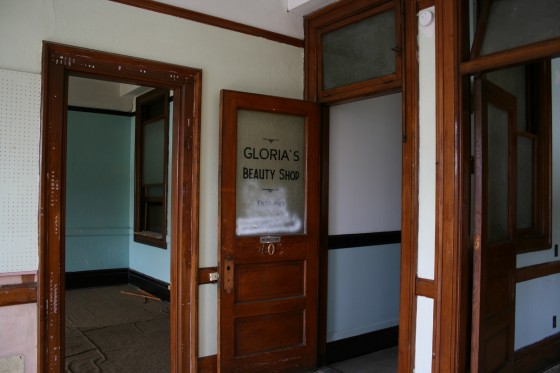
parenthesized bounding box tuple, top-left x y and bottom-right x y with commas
(68, 77, 153, 112)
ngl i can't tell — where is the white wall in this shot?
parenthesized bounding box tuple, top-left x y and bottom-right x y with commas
(514, 57, 560, 350)
(327, 93, 402, 341)
(415, 6, 436, 371)
(0, 0, 303, 357)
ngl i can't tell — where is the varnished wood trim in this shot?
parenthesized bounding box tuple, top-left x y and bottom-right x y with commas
(515, 332, 560, 372)
(198, 355, 217, 373)
(0, 283, 37, 307)
(460, 37, 560, 75)
(433, 0, 470, 372)
(198, 267, 218, 285)
(40, 42, 202, 373)
(328, 231, 401, 250)
(417, 0, 435, 9)
(110, 0, 303, 48)
(516, 261, 560, 283)
(398, 0, 421, 371)
(415, 278, 436, 299)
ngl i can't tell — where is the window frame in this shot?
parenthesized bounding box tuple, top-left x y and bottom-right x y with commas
(134, 88, 170, 248)
(305, 0, 402, 104)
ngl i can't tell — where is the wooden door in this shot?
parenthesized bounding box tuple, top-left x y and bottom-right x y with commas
(471, 78, 516, 373)
(219, 90, 321, 372)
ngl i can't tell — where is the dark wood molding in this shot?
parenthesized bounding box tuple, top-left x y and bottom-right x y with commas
(433, 0, 470, 372)
(198, 355, 217, 373)
(0, 282, 37, 307)
(325, 326, 399, 365)
(415, 278, 436, 299)
(39, 42, 201, 373)
(516, 261, 560, 283)
(515, 332, 560, 372)
(65, 268, 129, 290)
(198, 267, 218, 285)
(110, 0, 303, 48)
(67, 105, 135, 117)
(328, 231, 401, 250)
(460, 37, 560, 75)
(398, 0, 421, 371)
(417, 0, 435, 9)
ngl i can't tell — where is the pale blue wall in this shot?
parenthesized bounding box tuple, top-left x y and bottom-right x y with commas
(327, 244, 401, 341)
(65, 104, 173, 283)
(128, 102, 173, 283)
(65, 110, 132, 271)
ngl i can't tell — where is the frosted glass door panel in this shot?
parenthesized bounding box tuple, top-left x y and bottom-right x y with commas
(236, 110, 306, 236)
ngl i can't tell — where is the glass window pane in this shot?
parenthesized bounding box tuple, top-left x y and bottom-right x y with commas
(322, 9, 396, 90)
(146, 202, 163, 233)
(517, 136, 534, 229)
(236, 110, 305, 236)
(143, 119, 165, 184)
(479, 0, 560, 56)
(141, 98, 165, 120)
(487, 104, 510, 243)
(486, 66, 526, 131)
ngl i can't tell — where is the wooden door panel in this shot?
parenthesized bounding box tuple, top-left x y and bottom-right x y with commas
(235, 261, 305, 302)
(471, 78, 516, 373)
(219, 90, 320, 372)
(235, 310, 305, 356)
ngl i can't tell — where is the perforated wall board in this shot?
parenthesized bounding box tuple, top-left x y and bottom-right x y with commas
(0, 69, 40, 272)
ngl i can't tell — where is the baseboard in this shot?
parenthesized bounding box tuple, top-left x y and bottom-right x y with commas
(515, 332, 560, 372)
(66, 268, 129, 289)
(128, 269, 170, 302)
(65, 268, 170, 302)
(198, 355, 217, 373)
(325, 325, 399, 365)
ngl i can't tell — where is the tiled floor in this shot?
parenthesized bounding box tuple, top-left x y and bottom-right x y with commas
(316, 347, 398, 373)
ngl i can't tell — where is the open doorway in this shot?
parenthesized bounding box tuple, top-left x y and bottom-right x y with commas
(323, 93, 402, 369)
(39, 42, 201, 372)
(64, 77, 172, 371)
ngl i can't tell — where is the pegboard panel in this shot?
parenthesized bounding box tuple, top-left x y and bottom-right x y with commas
(0, 69, 40, 272)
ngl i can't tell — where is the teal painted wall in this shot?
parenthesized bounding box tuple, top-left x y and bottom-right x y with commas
(65, 110, 132, 271)
(66, 104, 173, 283)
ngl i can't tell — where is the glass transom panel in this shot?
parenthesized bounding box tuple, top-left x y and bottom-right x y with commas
(322, 9, 396, 91)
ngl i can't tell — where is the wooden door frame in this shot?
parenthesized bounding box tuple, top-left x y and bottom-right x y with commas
(38, 42, 202, 373)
